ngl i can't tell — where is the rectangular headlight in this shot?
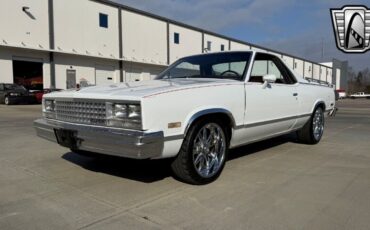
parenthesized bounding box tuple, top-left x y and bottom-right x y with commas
(106, 102, 142, 130)
(43, 99, 56, 119)
(43, 99, 55, 112)
(114, 104, 128, 119)
(128, 105, 141, 118)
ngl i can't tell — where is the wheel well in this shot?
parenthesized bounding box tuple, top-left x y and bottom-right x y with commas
(315, 102, 326, 112)
(185, 113, 233, 143)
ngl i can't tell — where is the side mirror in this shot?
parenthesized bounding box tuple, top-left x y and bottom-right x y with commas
(262, 74, 277, 89)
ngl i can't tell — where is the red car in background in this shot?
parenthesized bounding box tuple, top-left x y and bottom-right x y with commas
(13, 78, 63, 103)
(33, 88, 63, 104)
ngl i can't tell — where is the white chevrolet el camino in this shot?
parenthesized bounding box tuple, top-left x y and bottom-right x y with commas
(34, 51, 336, 184)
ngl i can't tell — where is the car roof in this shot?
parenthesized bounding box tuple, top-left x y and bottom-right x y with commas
(183, 50, 283, 59)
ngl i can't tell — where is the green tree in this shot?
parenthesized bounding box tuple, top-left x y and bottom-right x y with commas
(357, 72, 363, 86)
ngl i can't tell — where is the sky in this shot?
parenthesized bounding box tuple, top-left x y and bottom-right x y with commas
(113, 0, 370, 71)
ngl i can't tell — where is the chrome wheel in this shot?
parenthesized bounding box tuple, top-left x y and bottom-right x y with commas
(312, 108, 324, 141)
(4, 97, 9, 105)
(192, 123, 226, 178)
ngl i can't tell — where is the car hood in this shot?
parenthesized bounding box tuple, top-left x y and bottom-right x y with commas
(45, 78, 240, 101)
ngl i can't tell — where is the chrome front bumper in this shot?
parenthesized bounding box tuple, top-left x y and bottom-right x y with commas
(34, 119, 164, 159)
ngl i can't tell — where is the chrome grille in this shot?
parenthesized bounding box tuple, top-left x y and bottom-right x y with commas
(55, 101, 106, 126)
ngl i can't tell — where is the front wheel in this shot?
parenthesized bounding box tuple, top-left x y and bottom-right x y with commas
(4, 97, 11, 105)
(297, 107, 325, 144)
(171, 118, 228, 185)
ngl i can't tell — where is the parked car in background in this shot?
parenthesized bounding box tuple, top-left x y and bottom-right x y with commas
(34, 51, 336, 184)
(33, 88, 63, 104)
(0, 83, 35, 105)
(349, 92, 370, 99)
(28, 83, 44, 103)
(336, 90, 347, 99)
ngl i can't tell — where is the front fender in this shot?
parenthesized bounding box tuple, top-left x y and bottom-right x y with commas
(183, 107, 236, 136)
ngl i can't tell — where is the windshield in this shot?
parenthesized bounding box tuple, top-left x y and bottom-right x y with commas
(156, 52, 252, 81)
(4, 84, 26, 91)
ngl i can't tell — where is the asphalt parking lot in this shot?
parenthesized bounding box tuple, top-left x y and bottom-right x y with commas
(1, 99, 370, 230)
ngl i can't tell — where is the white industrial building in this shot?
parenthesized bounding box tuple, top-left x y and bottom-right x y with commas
(0, 0, 344, 90)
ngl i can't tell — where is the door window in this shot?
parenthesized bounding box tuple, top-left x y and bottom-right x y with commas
(250, 53, 297, 84)
(250, 60, 267, 77)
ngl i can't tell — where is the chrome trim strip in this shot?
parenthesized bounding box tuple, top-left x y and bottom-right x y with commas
(164, 134, 184, 142)
(49, 97, 141, 105)
(163, 113, 313, 141)
(235, 114, 311, 130)
(299, 82, 333, 88)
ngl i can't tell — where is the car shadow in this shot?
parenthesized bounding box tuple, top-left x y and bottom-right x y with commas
(62, 133, 297, 183)
(62, 152, 173, 183)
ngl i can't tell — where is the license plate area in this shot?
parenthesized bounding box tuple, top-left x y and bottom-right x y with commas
(54, 129, 77, 148)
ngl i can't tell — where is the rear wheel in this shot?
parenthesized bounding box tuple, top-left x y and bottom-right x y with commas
(171, 118, 228, 185)
(297, 107, 325, 144)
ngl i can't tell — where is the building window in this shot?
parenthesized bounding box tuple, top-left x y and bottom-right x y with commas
(294, 62, 297, 69)
(207, 41, 212, 51)
(174, 33, 180, 44)
(99, 13, 108, 28)
(221, 44, 225, 51)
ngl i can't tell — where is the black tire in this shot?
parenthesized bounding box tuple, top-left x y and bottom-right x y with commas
(4, 97, 11, 105)
(297, 107, 325, 145)
(171, 118, 229, 185)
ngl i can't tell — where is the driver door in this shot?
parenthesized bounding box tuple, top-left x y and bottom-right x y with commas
(241, 53, 299, 142)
